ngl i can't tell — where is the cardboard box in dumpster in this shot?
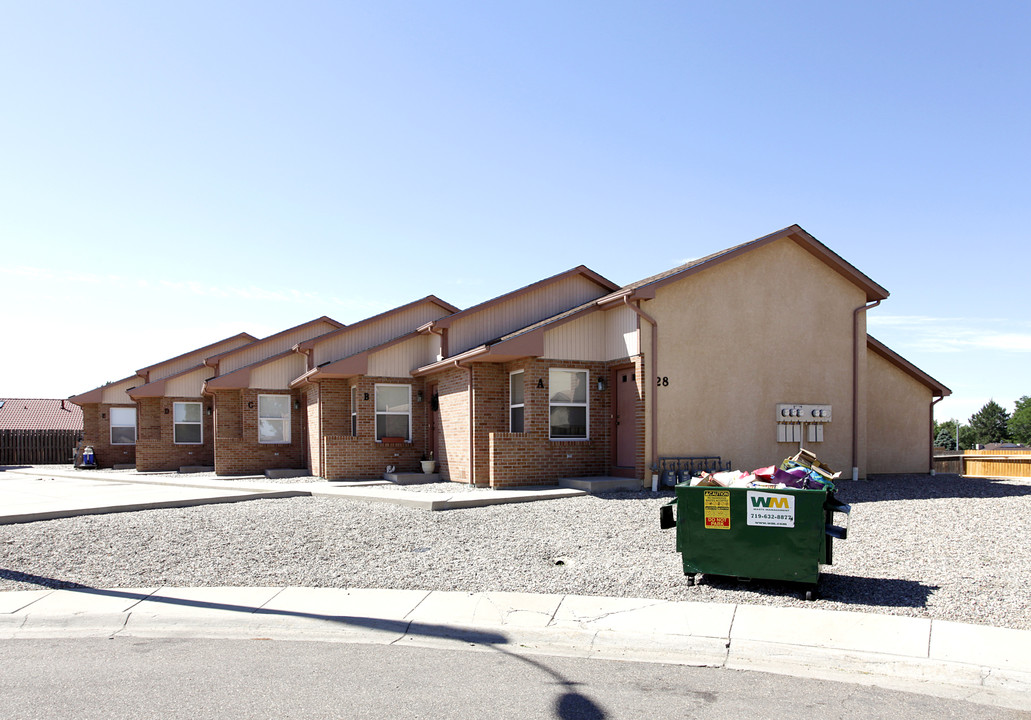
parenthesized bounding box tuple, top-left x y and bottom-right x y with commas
(782, 449, 841, 481)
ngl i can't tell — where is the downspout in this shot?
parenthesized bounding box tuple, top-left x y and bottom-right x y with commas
(290, 344, 317, 475)
(423, 324, 448, 359)
(318, 380, 324, 477)
(201, 383, 217, 472)
(852, 300, 881, 481)
(622, 296, 659, 475)
(456, 359, 475, 486)
(292, 343, 315, 372)
(929, 395, 945, 475)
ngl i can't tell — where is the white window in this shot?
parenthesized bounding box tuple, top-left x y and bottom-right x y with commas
(258, 394, 291, 444)
(110, 407, 137, 445)
(375, 384, 411, 441)
(549, 368, 588, 440)
(351, 386, 357, 436)
(510, 370, 525, 433)
(173, 402, 203, 444)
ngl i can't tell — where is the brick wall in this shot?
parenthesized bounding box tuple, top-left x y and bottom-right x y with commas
(435, 367, 470, 483)
(77, 403, 137, 468)
(212, 388, 306, 475)
(305, 383, 321, 477)
(134, 396, 215, 472)
(482, 359, 612, 487)
(318, 376, 429, 480)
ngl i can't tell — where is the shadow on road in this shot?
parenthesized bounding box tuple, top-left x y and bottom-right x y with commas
(2, 568, 610, 719)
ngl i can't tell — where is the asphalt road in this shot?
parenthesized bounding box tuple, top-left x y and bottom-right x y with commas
(1, 638, 1023, 720)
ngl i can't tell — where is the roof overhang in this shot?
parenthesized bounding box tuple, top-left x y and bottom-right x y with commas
(616, 225, 889, 304)
(203, 349, 297, 392)
(137, 332, 257, 379)
(68, 375, 139, 406)
(289, 352, 370, 387)
(295, 296, 459, 352)
(205, 316, 345, 368)
(422, 266, 618, 334)
(867, 335, 951, 398)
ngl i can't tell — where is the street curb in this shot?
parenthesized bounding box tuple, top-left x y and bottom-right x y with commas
(0, 586, 1027, 711)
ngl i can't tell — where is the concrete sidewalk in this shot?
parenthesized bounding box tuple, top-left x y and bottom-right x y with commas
(0, 585, 1028, 711)
(0, 467, 585, 523)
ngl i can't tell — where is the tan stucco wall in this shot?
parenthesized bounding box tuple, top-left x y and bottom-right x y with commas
(866, 350, 933, 474)
(644, 237, 869, 475)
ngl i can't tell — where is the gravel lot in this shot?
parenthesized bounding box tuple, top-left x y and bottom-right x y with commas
(1, 473, 1028, 631)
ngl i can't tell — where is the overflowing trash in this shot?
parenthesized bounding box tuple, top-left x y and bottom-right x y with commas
(689, 449, 840, 492)
(660, 448, 851, 600)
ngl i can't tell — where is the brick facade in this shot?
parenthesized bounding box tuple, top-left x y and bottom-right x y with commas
(78, 403, 137, 468)
(434, 367, 471, 483)
(135, 396, 215, 472)
(316, 376, 430, 480)
(211, 388, 307, 475)
(481, 359, 614, 488)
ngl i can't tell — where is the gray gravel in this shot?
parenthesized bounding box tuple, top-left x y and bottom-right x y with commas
(1, 473, 1029, 631)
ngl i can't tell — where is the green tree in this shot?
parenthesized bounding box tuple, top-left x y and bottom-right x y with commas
(958, 424, 977, 451)
(1008, 396, 1031, 445)
(968, 400, 1011, 446)
(933, 419, 960, 449)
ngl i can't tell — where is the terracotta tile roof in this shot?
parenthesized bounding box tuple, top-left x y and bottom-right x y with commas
(0, 399, 84, 431)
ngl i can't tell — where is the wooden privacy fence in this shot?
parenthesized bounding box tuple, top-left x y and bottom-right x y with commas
(0, 429, 82, 466)
(933, 449, 1031, 479)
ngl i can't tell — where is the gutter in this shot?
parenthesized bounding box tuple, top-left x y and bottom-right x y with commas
(929, 395, 945, 475)
(621, 295, 659, 474)
(418, 321, 448, 359)
(412, 346, 490, 378)
(852, 300, 881, 481)
(453, 359, 477, 487)
(292, 342, 315, 372)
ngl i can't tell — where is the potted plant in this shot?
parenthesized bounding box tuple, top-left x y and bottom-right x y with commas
(421, 451, 436, 474)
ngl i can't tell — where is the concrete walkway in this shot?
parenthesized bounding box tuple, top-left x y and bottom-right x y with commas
(0, 467, 585, 522)
(0, 585, 1027, 711)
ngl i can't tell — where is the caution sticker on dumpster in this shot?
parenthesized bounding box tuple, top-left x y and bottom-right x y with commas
(703, 489, 731, 529)
(746, 491, 795, 528)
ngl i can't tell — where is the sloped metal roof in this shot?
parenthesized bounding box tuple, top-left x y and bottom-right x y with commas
(0, 398, 83, 430)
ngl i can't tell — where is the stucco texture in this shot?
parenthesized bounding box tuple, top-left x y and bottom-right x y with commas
(866, 349, 933, 474)
(643, 237, 869, 475)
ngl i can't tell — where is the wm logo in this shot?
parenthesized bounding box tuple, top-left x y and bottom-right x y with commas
(750, 496, 790, 509)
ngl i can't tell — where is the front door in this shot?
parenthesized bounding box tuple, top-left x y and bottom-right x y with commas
(612, 366, 638, 477)
(427, 382, 439, 463)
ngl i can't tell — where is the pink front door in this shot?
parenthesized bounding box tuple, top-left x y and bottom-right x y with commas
(613, 367, 638, 475)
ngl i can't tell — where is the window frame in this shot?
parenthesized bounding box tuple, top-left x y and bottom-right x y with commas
(375, 383, 412, 442)
(173, 401, 203, 445)
(509, 370, 525, 433)
(548, 368, 589, 440)
(257, 394, 291, 444)
(110, 406, 137, 446)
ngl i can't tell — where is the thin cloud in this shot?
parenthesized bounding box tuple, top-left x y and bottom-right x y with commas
(869, 315, 1031, 353)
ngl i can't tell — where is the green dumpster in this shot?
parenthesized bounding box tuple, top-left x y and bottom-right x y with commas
(661, 483, 850, 600)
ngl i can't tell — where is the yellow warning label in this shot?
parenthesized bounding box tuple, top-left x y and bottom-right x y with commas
(703, 489, 731, 530)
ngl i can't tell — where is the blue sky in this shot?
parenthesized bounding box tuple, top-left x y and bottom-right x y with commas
(2, 1, 1028, 425)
